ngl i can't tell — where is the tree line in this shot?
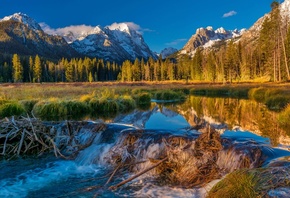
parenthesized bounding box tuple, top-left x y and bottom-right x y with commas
(118, 1, 290, 83)
(1, 1, 289, 83)
(0, 54, 120, 83)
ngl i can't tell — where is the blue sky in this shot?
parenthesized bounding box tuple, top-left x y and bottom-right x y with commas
(0, 0, 278, 52)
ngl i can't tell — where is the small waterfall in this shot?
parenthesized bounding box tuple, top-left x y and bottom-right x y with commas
(75, 132, 114, 166)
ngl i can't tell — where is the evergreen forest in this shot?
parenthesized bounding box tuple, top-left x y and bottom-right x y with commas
(1, 1, 290, 83)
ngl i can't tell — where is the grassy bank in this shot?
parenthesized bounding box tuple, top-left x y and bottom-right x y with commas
(1, 82, 290, 121)
(207, 167, 290, 198)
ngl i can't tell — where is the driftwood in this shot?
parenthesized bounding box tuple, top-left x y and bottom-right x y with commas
(109, 157, 168, 190)
(0, 116, 106, 159)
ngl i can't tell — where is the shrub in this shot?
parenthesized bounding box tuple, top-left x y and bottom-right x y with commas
(0, 102, 25, 118)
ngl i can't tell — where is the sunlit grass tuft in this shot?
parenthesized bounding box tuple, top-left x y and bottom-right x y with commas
(19, 99, 39, 114)
(0, 102, 26, 118)
(207, 170, 259, 198)
(278, 104, 290, 135)
(117, 95, 136, 113)
(33, 99, 89, 120)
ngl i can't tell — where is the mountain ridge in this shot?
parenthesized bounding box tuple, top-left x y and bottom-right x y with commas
(0, 13, 157, 62)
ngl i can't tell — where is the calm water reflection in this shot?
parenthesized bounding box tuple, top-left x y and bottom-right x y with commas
(115, 96, 290, 148)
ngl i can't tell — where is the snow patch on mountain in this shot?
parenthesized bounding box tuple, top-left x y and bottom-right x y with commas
(182, 26, 246, 56)
(68, 22, 157, 62)
(1, 12, 42, 31)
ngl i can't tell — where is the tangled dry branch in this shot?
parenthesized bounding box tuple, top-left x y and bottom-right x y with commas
(0, 116, 106, 160)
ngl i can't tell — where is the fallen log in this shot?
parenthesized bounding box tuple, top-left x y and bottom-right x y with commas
(109, 157, 168, 190)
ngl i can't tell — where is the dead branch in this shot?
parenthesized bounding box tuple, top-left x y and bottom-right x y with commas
(109, 157, 168, 190)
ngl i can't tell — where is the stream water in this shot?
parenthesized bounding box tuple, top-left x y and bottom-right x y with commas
(1, 96, 290, 197)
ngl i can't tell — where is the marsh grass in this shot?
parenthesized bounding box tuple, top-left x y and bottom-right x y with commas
(207, 170, 259, 198)
(33, 100, 89, 120)
(0, 102, 26, 118)
(249, 88, 290, 110)
(207, 167, 290, 198)
(19, 99, 39, 114)
(153, 90, 186, 101)
(134, 92, 151, 105)
(265, 95, 290, 110)
(248, 87, 267, 102)
(117, 95, 136, 113)
(190, 87, 249, 98)
(0, 99, 12, 105)
(278, 104, 290, 134)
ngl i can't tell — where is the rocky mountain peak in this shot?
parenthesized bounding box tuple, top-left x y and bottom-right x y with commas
(107, 22, 133, 35)
(182, 26, 245, 55)
(0, 12, 42, 31)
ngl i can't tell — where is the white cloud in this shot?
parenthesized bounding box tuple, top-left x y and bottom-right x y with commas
(40, 21, 154, 37)
(107, 22, 153, 34)
(39, 22, 94, 36)
(166, 38, 187, 46)
(222, 11, 237, 18)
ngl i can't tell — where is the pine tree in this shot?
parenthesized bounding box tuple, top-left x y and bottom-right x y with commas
(34, 55, 42, 83)
(88, 72, 93, 83)
(65, 62, 74, 82)
(12, 54, 23, 82)
(132, 58, 140, 81)
(29, 56, 34, 83)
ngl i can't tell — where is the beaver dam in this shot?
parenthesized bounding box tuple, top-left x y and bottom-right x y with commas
(1, 99, 290, 197)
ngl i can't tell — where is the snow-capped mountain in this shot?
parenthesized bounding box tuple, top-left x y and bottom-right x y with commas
(66, 23, 157, 62)
(181, 26, 246, 56)
(0, 13, 80, 59)
(0, 12, 42, 31)
(160, 47, 178, 59)
(0, 13, 157, 62)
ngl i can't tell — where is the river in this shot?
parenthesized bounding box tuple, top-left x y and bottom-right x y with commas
(0, 96, 290, 197)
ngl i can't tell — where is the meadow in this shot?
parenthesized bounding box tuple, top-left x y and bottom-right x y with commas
(1, 81, 290, 124)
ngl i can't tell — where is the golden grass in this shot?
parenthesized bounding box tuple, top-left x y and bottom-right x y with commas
(1, 81, 290, 101)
